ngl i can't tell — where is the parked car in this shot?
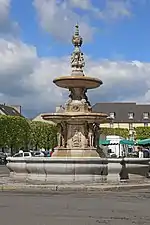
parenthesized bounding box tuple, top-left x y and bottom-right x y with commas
(0, 152, 7, 164)
(33, 151, 45, 157)
(13, 151, 32, 158)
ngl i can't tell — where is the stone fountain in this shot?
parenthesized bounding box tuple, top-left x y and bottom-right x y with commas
(7, 25, 150, 185)
(42, 24, 109, 158)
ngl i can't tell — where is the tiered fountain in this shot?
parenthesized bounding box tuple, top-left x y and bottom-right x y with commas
(42, 24, 109, 158)
(7, 25, 149, 184)
(39, 24, 109, 183)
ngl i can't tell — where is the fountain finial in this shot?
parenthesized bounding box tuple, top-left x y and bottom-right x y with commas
(72, 23, 83, 47)
(71, 24, 85, 76)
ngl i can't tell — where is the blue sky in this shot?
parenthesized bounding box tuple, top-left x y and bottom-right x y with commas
(10, 0, 150, 61)
(1, 0, 150, 117)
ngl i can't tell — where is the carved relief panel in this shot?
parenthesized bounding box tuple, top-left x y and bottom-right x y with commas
(67, 124, 86, 149)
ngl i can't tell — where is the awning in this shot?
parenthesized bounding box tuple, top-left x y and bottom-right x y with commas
(119, 139, 135, 146)
(99, 140, 110, 145)
(136, 139, 150, 146)
(99, 140, 118, 145)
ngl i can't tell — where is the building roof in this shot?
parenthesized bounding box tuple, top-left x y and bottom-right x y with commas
(32, 114, 55, 125)
(0, 104, 22, 116)
(92, 102, 150, 123)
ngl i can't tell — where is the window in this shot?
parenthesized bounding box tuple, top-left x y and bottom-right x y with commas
(129, 123, 133, 130)
(143, 112, 149, 119)
(24, 153, 30, 157)
(144, 123, 148, 127)
(128, 112, 134, 119)
(14, 153, 23, 157)
(109, 112, 115, 119)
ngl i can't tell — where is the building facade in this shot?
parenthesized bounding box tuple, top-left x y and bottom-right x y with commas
(92, 102, 150, 130)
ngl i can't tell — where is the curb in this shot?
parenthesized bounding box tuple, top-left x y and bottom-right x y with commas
(1, 183, 150, 193)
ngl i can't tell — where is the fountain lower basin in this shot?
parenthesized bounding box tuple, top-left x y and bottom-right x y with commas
(6, 157, 150, 184)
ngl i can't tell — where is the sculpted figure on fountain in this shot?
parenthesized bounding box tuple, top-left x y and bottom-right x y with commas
(93, 123, 100, 148)
(57, 122, 67, 148)
(72, 130, 81, 148)
(71, 24, 85, 75)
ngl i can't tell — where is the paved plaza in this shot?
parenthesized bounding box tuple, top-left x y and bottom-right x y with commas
(0, 165, 9, 177)
(0, 166, 150, 224)
(0, 189, 149, 225)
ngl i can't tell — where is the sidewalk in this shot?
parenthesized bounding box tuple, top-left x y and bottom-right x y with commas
(1, 178, 150, 193)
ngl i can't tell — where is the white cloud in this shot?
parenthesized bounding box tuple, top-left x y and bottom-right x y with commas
(0, 38, 150, 117)
(33, 0, 133, 43)
(68, 0, 92, 10)
(0, 0, 18, 35)
(99, 0, 131, 20)
(33, 0, 96, 42)
(0, 38, 68, 116)
(69, 0, 132, 20)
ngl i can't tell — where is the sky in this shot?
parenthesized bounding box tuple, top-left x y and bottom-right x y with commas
(1, 0, 150, 118)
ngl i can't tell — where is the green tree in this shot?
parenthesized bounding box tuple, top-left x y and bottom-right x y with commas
(30, 121, 57, 150)
(0, 116, 10, 149)
(100, 128, 129, 138)
(0, 115, 31, 155)
(135, 127, 150, 140)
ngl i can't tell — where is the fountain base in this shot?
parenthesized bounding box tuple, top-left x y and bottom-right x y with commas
(7, 157, 108, 184)
(52, 148, 101, 157)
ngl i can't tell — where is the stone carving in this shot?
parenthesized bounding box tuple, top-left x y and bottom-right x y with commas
(62, 122, 67, 148)
(57, 124, 62, 147)
(72, 130, 81, 148)
(88, 129, 94, 147)
(83, 89, 91, 107)
(71, 24, 85, 74)
(81, 98, 86, 104)
(57, 122, 67, 148)
(69, 88, 83, 101)
(93, 123, 100, 148)
(87, 123, 94, 147)
(71, 52, 85, 72)
(57, 132, 61, 147)
(71, 105, 80, 112)
(72, 24, 83, 47)
(66, 97, 72, 106)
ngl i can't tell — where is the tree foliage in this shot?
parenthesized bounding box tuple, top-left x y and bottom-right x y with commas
(30, 121, 57, 150)
(100, 128, 129, 138)
(0, 116, 58, 155)
(0, 115, 31, 154)
(135, 127, 150, 140)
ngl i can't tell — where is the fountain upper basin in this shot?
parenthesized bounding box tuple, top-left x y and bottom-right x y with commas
(53, 76, 102, 89)
(41, 112, 109, 123)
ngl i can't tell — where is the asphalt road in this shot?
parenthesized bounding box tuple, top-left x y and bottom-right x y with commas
(0, 189, 149, 225)
(0, 165, 9, 176)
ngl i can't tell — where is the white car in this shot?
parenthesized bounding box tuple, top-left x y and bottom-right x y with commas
(33, 151, 45, 157)
(13, 151, 32, 158)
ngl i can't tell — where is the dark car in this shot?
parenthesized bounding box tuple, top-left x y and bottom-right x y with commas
(0, 153, 7, 165)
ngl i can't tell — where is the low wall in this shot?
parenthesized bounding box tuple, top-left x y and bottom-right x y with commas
(6, 157, 150, 184)
(107, 158, 150, 183)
